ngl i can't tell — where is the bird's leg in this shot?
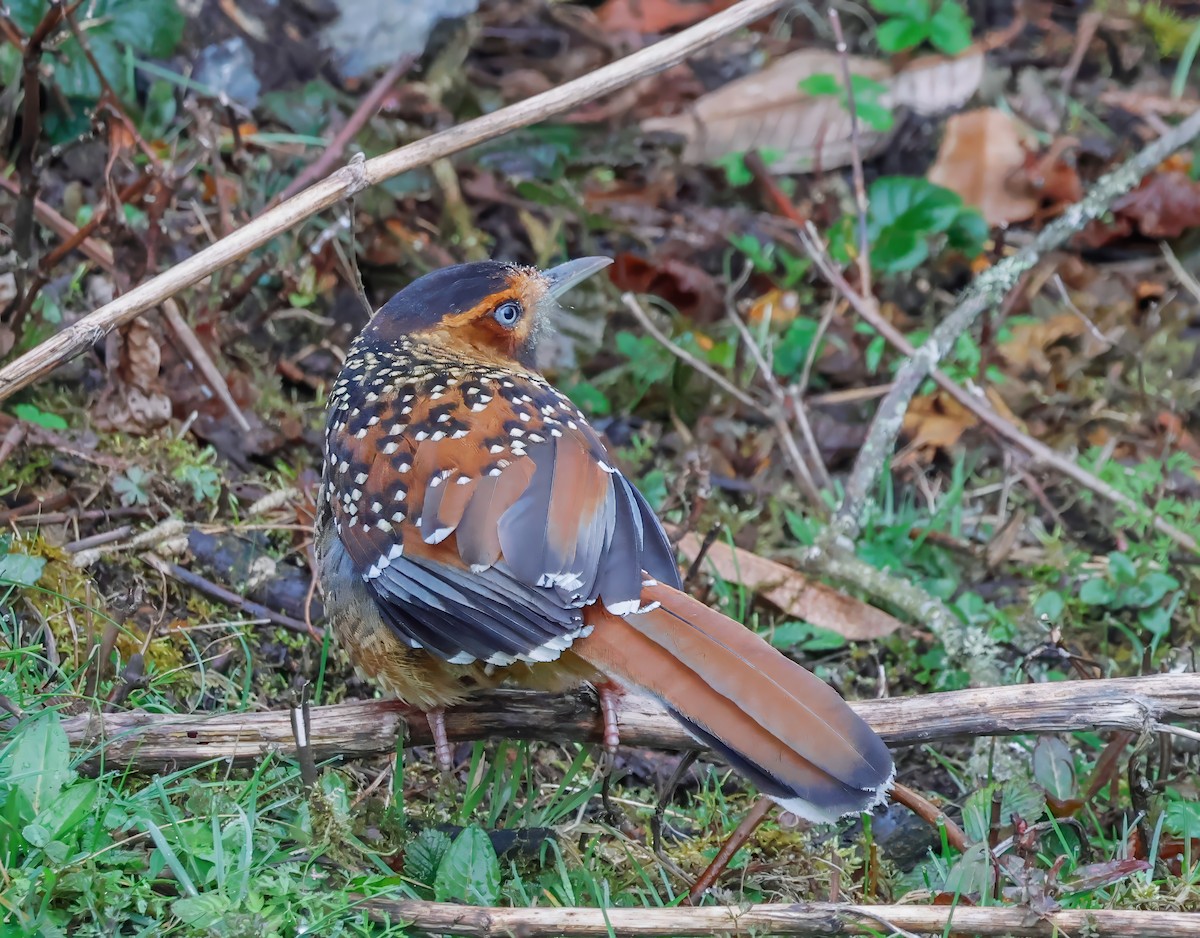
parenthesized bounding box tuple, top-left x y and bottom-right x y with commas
(595, 680, 623, 755)
(426, 708, 453, 775)
(593, 680, 626, 821)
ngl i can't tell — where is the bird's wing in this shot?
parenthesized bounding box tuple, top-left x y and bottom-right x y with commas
(323, 365, 679, 666)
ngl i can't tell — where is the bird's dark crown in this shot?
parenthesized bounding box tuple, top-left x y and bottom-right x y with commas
(365, 261, 520, 340)
(360, 257, 612, 365)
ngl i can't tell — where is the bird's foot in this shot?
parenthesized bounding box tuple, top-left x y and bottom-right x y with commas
(595, 680, 623, 756)
(426, 708, 453, 776)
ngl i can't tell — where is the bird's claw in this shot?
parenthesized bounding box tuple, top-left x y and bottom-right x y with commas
(426, 707, 453, 777)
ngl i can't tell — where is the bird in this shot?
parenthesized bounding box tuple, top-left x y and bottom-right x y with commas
(315, 256, 894, 823)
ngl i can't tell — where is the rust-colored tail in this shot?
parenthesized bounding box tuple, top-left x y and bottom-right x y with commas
(573, 581, 893, 822)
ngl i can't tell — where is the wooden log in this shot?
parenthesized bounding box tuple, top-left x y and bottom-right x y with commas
(361, 897, 1200, 938)
(60, 673, 1200, 774)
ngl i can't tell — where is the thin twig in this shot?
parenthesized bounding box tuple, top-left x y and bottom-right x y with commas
(61, 1, 162, 170)
(0, 0, 791, 401)
(622, 293, 759, 410)
(828, 9, 871, 299)
(1161, 242, 1200, 305)
(723, 274, 832, 496)
(890, 782, 969, 852)
(687, 796, 773, 903)
(160, 298, 252, 434)
(272, 56, 415, 206)
(141, 552, 321, 639)
(624, 293, 828, 509)
(0, 173, 115, 267)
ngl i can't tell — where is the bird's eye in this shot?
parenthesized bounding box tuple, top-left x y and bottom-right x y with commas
(492, 301, 522, 328)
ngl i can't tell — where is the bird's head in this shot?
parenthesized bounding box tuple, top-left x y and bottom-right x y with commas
(363, 257, 613, 366)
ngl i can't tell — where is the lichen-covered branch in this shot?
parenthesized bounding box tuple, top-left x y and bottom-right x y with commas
(59, 673, 1200, 774)
(362, 897, 1200, 937)
(833, 107, 1200, 539)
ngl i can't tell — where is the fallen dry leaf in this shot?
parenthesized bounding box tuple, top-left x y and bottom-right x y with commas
(927, 109, 1038, 226)
(643, 48, 983, 172)
(95, 319, 172, 434)
(998, 313, 1086, 376)
(598, 0, 736, 32)
(608, 252, 722, 322)
(676, 532, 902, 641)
(886, 50, 986, 117)
(746, 288, 802, 326)
(1110, 170, 1200, 238)
(899, 390, 978, 464)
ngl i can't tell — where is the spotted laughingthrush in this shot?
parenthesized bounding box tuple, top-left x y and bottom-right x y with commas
(316, 257, 894, 821)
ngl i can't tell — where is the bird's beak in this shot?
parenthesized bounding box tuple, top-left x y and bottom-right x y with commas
(541, 256, 613, 299)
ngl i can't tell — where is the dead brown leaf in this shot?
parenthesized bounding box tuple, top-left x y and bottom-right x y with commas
(899, 390, 978, 464)
(676, 533, 902, 640)
(1110, 170, 1200, 238)
(597, 0, 735, 32)
(998, 313, 1086, 376)
(608, 252, 722, 322)
(746, 288, 801, 326)
(927, 109, 1038, 226)
(95, 319, 171, 434)
(642, 48, 983, 172)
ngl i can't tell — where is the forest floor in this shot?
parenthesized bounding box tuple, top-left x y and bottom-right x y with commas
(2, 0, 1200, 935)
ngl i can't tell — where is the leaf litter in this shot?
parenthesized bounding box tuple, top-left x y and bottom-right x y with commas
(1, 0, 1199, 928)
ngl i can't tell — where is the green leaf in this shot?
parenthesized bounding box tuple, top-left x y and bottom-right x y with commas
(1032, 737, 1076, 800)
(100, 0, 185, 58)
(876, 17, 931, 53)
(6, 0, 46, 33)
(942, 841, 992, 895)
(24, 0, 183, 101)
(962, 779, 1045, 842)
(1166, 800, 1200, 839)
(797, 73, 842, 96)
(715, 152, 754, 187)
(1139, 604, 1174, 642)
(928, 1, 974, 54)
(0, 551, 46, 588)
(141, 79, 178, 139)
(434, 825, 500, 905)
(1033, 590, 1064, 622)
(112, 467, 153, 507)
(565, 381, 611, 417)
(870, 176, 964, 236)
(773, 318, 820, 378)
(1107, 552, 1137, 585)
(856, 100, 895, 132)
(11, 403, 67, 430)
(3, 712, 73, 813)
(172, 894, 232, 929)
(769, 621, 847, 652)
(40, 779, 100, 842)
(1079, 577, 1115, 606)
(406, 827, 453, 886)
(865, 334, 888, 373)
(872, 227, 927, 272)
(945, 209, 988, 256)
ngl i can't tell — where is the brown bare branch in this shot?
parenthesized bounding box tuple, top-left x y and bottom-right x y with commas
(59, 673, 1200, 774)
(361, 897, 1200, 937)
